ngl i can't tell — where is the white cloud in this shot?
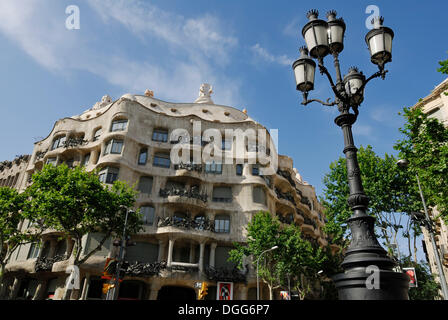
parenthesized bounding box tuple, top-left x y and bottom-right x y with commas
(352, 123, 374, 137)
(251, 43, 293, 66)
(0, 0, 242, 107)
(283, 17, 302, 37)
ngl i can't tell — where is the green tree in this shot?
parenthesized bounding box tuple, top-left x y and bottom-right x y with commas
(25, 164, 143, 266)
(321, 145, 421, 255)
(437, 58, 448, 76)
(401, 257, 442, 300)
(228, 211, 336, 300)
(394, 106, 448, 223)
(24, 164, 143, 299)
(0, 187, 40, 295)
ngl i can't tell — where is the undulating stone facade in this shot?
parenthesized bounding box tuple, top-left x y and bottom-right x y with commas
(2, 85, 336, 300)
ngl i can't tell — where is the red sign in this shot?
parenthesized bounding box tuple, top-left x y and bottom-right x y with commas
(217, 282, 233, 300)
(403, 267, 417, 288)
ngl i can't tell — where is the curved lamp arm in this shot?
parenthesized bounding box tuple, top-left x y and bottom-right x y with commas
(301, 92, 337, 107)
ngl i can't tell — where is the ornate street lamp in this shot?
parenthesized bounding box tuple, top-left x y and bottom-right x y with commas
(292, 10, 409, 300)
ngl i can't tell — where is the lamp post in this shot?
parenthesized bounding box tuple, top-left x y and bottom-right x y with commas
(106, 206, 134, 300)
(256, 245, 278, 300)
(396, 159, 448, 300)
(292, 9, 409, 299)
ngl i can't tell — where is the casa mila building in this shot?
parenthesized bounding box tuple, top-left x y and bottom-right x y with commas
(1, 84, 336, 300)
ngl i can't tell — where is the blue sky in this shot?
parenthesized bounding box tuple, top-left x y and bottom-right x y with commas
(1, 1, 447, 260)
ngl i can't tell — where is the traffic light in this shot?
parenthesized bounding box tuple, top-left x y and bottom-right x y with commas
(102, 283, 115, 294)
(198, 282, 208, 300)
(119, 261, 129, 279)
(103, 258, 117, 278)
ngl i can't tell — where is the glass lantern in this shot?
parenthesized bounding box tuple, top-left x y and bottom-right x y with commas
(302, 9, 330, 59)
(327, 10, 346, 54)
(292, 47, 316, 92)
(343, 67, 366, 106)
(365, 16, 394, 68)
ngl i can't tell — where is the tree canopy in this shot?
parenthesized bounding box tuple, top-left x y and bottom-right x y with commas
(228, 211, 339, 300)
(25, 164, 143, 266)
(394, 106, 448, 223)
(321, 145, 421, 249)
(0, 187, 39, 277)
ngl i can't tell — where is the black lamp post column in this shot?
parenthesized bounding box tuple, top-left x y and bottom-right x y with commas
(332, 112, 409, 300)
(292, 10, 410, 299)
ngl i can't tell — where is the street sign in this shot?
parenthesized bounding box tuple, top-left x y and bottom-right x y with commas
(403, 267, 418, 288)
(217, 282, 233, 300)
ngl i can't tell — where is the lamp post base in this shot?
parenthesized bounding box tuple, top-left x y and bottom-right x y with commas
(333, 268, 410, 300)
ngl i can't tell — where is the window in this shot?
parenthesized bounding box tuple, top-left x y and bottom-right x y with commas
(138, 176, 153, 194)
(110, 119, 128, 132)
(82, 153, 91, 166)
(27, 242, 40, 260)
(138, 148, 148, 165)
(46, 157, 57, 166)
(140, 206, 155, 226)
(252, 164, 260, 176)
(236, 164, 243, 176)
(212, 186, 232, 203)
(93, 128, 102, 141)
(205, 161, 222, 174)
(98, 167, 119, 184)
(253, 186, 266, 205)
(221, 139, 232, 150)
(65, 158, 75, 168)
(51, 135, 66, 150)
(152, 129, 168, 142)
(153, 154, 170, 168)
(55, 240, 67, 257)
(214, 215, 230, 233)
(104, 139, 124, 155)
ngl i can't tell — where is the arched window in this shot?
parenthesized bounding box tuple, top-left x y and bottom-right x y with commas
(98, 167, 119, 184)
(51, 135, 66, 150)
(93, 127, 102, 141)
(214, 215, 230, 233)
(104, 139, 124, 155)
(110, 119, 128, 132)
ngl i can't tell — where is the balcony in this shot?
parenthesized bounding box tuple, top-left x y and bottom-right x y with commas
(159, 185, 207, 203)
(277, 169, 296, 187)
(63, 137, 88, 149)
(124, 261, 167, 277)
(173, 162, 203, 173)
(34, 254, 67, 272)
(157, 216, 215, 232)
(300, 196, 312, 211)
(204, 266, 247, 283)
(275, 188, 295, 205)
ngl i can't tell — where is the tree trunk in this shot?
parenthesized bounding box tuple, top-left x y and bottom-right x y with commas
(267, 283, 273, 300)
(413, 232, 418, 264)
(0, 263, 6, 300)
